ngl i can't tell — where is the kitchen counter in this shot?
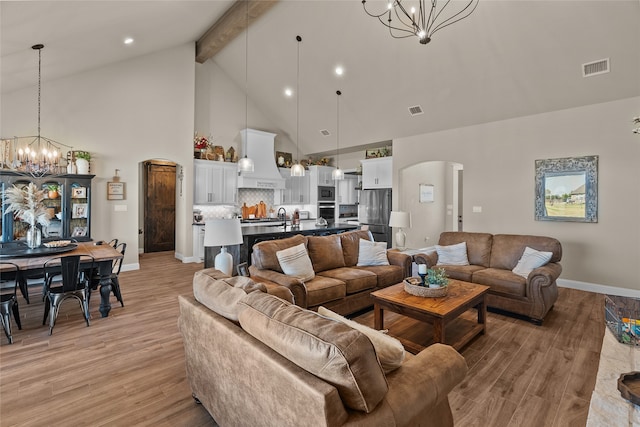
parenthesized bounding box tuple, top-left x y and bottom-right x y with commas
(204, 222, 359, 269)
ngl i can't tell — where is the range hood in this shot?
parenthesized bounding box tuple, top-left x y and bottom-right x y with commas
(237, 129, 286, 189)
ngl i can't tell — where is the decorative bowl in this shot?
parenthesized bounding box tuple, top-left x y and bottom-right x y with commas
(403, 278, 448, 298)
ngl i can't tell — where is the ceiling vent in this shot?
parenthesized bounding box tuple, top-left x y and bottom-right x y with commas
(408, 105, 424, 116)
(320, 129, 331, 136)
(582, 58, 610, 77)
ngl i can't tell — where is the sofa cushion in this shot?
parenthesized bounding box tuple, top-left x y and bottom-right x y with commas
(276, 243, 316, 282)
(355, 265, 405, 288)
(357, 239, 390, 266)
(237, 292, 388, 413)
(472, 268, 527, 298)
(490, 234, 562, 270)
(439, 231, 493, 267)
(512, 246, 553, 278)
(340, 230, 374, 267)
(252, 234, 308, 273)
(438, 264, 487, 282)
(304, 275, 347, 307)
(318, 306, 405, 374)
(435, 242, 469, 266)
(318, 267, 378, 294)
(193, 268, 267, 322)
(307, 234, 346, 272)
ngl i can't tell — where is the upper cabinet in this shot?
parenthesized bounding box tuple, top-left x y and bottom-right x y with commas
(361, 157, 392, 189)
(309, 165, 336, 187)
(337, 175, 359, 205)
(193, 159, 237, 205)
(276, 168, 311, 204)
(1, 171, 94, 242)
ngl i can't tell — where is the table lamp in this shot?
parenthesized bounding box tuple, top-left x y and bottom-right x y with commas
(388, 211, 411, 251)
(204, 218, 243, 276)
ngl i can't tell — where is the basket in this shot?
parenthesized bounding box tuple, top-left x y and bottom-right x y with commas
(403, 278, 448, 298)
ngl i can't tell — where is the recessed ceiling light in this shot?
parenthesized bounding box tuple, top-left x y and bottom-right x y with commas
(124, 37, 134, 45)
(284, 88, 293, 97)
(335, 66, 344, 76)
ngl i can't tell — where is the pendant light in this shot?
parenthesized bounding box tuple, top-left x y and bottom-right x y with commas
(238, 0, 254, 173)
(290, 35, 305, 177)
(332, 90, 344, 181)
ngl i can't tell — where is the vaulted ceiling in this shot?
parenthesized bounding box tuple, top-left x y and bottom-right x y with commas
(2, 1, 639, 157)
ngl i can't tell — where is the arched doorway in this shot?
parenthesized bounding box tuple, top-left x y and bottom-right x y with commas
(140, 159, 176, 253)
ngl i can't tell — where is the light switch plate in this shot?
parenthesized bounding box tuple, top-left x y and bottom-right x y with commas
(472, 206, 482, 213)
(114, 205, 127, 212)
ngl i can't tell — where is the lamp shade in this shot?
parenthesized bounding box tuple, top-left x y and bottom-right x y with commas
(204, 218, 243, 247)
(388, 211, 411, 228)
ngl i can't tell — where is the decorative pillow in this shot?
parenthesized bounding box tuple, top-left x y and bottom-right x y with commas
(317, 306, 405, 373)
(192, 269, 266, 322)
(307, 234, 346, 272)
(512, 246, 553, 278)
(357, 239, 390, 266)
(436, 242, 470, 266)
(276, 243, 315, 282)
(238, 292, 388, 413)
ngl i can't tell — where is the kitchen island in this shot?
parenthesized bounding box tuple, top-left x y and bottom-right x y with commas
(204, 222, 359, 270)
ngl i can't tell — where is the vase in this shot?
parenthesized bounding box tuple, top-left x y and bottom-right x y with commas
(26, 226, 42, 249)
(76, 158, 89, 174)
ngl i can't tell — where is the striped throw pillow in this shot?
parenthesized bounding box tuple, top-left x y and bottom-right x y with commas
(436, 242, 469, 266)
(512, 246, 552, 278)
(276, 243, 315, 282)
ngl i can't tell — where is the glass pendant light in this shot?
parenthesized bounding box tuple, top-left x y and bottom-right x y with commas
(332, 90, 344, 180)
(290, 35, 305, 177)
(238, 0, 254, 173)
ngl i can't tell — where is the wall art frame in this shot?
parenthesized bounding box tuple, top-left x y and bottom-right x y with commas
(419, 184, 434, 203)
(534, 155, 598, 223)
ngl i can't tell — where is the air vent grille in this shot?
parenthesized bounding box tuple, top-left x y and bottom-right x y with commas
(408, 105, 424, 116)
(320, 129, 331, 136)
(582, 58, 610, 77)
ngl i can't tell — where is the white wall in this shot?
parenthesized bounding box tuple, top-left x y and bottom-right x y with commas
(393, 96, 640, 292)
(1, 44, 197, 267)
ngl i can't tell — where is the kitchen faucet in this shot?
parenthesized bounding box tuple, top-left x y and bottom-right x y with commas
(277, 207, 287, 227)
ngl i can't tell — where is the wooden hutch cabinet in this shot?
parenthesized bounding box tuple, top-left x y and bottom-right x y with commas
(1, 171, 95, 242)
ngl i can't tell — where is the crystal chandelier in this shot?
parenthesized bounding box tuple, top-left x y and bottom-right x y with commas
(1, 44, 72, 178)
(362, 0, 479, 45)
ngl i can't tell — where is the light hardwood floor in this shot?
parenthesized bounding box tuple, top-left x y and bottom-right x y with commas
(0, 252, 604, 426)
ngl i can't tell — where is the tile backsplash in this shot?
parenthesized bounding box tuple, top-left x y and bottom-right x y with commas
(238, 189, 275, 209)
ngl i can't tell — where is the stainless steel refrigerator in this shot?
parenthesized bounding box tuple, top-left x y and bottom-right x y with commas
(358, 188, 392, 248)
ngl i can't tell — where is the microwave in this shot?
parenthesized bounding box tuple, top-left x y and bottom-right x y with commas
(318, 186, 335, 202)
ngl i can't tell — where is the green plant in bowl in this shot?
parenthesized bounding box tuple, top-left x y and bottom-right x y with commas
(426, 268, 449, 287)
(75, 151, 91, 161)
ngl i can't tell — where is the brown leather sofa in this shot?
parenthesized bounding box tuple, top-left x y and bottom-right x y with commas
(178, 268, 467, 427)
(414, 231, 562, 324)
(248, 229, 412, 316)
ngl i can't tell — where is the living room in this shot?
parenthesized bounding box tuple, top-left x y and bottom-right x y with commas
(1, 1, 639, 425)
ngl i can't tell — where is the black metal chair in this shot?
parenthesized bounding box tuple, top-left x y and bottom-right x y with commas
(89, 242, 126, 307)
(42, 255, 95, 335)
(0, 262, 22, 344)
(107, 238, 118, 248)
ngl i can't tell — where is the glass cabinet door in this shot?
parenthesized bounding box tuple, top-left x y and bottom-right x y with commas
(41, 178, 64, 239)
(66, 178, 91, 241)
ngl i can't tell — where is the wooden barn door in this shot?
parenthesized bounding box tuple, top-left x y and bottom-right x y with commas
(143, 160, 176, 253)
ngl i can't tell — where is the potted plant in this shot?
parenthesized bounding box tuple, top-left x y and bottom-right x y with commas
(46, 184, 59, 199)
(75, 151, 91, 174)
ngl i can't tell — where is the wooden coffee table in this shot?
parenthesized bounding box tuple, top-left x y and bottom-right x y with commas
(371, 279, 490, 353)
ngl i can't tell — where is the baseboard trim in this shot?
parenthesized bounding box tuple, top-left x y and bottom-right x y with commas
(121, 263, 140, 272)
(557, 278, 640, 298)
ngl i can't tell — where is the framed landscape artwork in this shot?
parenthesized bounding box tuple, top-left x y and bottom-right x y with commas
(534, 155, 598, 223)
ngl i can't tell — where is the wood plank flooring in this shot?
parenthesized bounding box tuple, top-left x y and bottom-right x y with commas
(0, 252, 605, 426)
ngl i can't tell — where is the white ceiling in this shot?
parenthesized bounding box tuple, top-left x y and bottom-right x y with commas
(2, 1, 639, 157)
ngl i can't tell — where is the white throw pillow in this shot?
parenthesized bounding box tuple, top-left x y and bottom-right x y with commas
(276, 243, 315, 282)
(436, 242, 470, 266)
(318, 306, 405, 373)
(512, 246, 553, 278)
(356, 239, 390, 266)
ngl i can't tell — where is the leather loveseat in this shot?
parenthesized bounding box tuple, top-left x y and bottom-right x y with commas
(178, 268, 467, 427)
(248, 229, 412, 316)
(414, 231, 562, 324)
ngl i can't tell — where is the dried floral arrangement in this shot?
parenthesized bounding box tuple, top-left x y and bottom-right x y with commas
(3, 182, 50, 227)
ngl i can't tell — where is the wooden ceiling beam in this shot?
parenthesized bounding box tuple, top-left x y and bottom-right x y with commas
(195, 0, 279, 64)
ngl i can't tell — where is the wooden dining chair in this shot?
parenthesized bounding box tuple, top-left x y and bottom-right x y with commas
(0, 262, 22, 344)
(42, 255, 95, 335)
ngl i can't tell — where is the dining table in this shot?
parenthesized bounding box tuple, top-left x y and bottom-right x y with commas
(1, 241, 123, 317)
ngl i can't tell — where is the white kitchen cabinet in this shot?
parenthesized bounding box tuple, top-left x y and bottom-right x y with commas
(193, 224, 205, 261)
(277, 168, 310, 204)
(361, 157, 392, 189)
(337, 175, 359, 204)
(194, 159, 237, 204)
(309, 165, 336, 186)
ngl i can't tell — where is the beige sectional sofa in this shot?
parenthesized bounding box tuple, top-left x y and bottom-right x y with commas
(414, 231, 562, 324)
(247, 229, 412, 316)
(178, 268, 468, 427)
